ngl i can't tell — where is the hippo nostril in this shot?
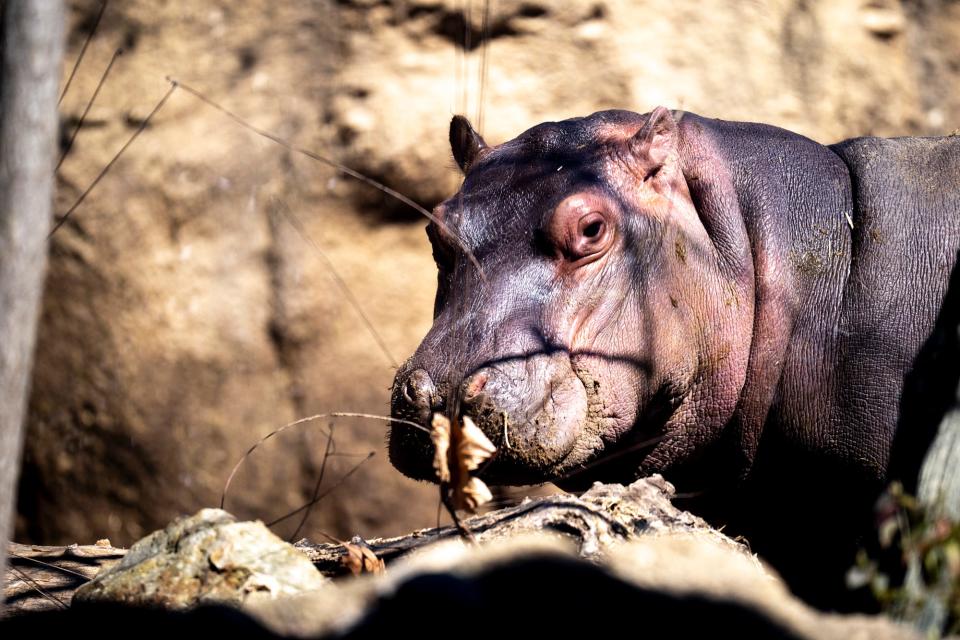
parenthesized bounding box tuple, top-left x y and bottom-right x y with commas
(403, 379, 418, 405)
(462, 372, 489, 403)
(402, 368, 436, 409)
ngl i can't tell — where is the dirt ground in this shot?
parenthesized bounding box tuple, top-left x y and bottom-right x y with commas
(17, 0, 960, 546)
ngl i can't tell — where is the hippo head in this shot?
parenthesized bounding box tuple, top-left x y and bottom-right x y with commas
(389, 107, 754, 488)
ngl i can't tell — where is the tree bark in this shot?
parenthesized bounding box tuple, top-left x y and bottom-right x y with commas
(0, 0, 65, 611)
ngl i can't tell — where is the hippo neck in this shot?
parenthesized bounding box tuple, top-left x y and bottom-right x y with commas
(667, 119, 959, 611)
(674, 113, 857, 488)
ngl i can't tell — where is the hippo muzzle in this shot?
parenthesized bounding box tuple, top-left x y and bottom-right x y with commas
(390, 350, 592, 485)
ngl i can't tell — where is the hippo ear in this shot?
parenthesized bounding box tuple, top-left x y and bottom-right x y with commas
(628, 106, 678, 180)
(450, 115, 489, 174)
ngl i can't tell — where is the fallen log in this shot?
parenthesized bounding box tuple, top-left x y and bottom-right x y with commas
(4, 541, 125, 615)
(4, 477, 740, 615)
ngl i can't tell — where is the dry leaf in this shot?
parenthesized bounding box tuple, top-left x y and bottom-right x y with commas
(455, 476, 494, 512)
(431, 413, 452, 483)
(340, 540, 385, 576)
(431, 412, 497, 513)
(457, 416, 497, 473)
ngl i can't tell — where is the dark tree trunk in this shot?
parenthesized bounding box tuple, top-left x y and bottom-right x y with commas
(0, 0, 64, 610)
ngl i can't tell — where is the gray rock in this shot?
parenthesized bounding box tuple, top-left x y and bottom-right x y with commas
(74, 509, 327, 609)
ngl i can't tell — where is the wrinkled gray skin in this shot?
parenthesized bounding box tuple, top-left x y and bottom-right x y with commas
(389, 107, 960, 607)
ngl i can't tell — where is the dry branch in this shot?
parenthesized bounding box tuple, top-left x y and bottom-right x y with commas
(4, 477, 745, 616)
(3, 542, 124, 616)
(297, 477, 744, 574)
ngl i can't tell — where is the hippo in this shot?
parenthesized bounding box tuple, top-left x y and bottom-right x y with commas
(388, 107, 960, 607)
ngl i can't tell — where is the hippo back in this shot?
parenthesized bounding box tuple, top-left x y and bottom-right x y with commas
(829, 135, 960, 495)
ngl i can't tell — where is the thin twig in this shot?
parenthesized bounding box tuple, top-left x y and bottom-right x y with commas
(313, 530, 343, 546)
(8, 551, 92, 582)
(49, 81, 177, 237)
(273, 201, 398, 368)
(454, 0, 464, 115)
(551, 434, 666, 485)
(477, 0, 491, 133)
(266, 452, 375, 528)
(8, 566, 69, 610)
(220, 411, 428, 510)
(170, 78, 484, 278)
(329, 411, 430, 433)
(57, 47, 124, 171)
(290, 422, 335, 542)
(59, 0, 109, 106)
(441, 483, 477, 544)
(462, 0, 472, 113)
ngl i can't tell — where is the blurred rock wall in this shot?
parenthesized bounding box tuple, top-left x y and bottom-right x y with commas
(17, 0, 960, 545)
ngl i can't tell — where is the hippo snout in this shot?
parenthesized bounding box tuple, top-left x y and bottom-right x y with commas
(389, 351, 593, 485)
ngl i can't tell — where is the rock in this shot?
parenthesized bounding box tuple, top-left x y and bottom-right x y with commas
(860, 5, 905, 38)
(73, 509, 327, 609)
(248, 534, 917, 639)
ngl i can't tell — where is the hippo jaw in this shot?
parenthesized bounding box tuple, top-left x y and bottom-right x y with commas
(389, 107, 752, 488)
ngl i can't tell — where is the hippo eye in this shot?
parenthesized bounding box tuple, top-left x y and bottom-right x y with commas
(548, 193, 616, 267)
(581, 218, 604, 239)
(568, 211, 611, 262)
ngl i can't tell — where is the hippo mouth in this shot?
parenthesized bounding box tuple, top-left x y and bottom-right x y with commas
(389, 351, 626, 487)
